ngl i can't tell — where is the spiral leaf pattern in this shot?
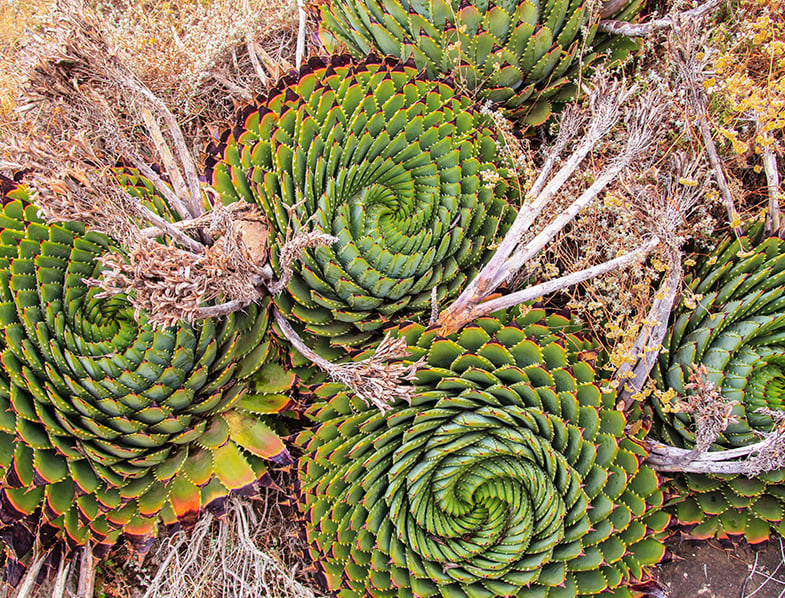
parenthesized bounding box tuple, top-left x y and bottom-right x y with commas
(207, 56, 513, 349)
(652, 224, 785, 542)
(0, 184, 288, 579)
(298, 308, 668, 598)
(317, 0, 642, 123)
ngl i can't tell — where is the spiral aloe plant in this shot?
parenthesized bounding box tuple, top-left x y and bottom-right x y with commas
(207, 56, 514, 350)
(298, 307, 669, 598)
(317, 0, 642, 124)
(0, 184, 289, 582)
(651, 223, 785, 542)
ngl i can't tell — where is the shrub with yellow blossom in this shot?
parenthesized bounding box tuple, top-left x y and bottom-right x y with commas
(707, 0, 785, 159)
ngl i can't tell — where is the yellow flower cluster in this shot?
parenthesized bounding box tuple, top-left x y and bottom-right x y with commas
(711, 0, 785, 153)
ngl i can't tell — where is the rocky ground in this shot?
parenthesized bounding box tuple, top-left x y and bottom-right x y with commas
(656, 537, 785, 598)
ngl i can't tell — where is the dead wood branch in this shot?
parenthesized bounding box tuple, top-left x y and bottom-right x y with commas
(763, 145, 783, 236)
(527, 105, 585, 199)
(118, 189, 206, 254)
(647, 413, 785, 476)
(76, 543, 95, 598)
(122, 86, 202, 218)
(274, 309, 422, 412)
(647, 442, 759, 474)
(598, 0, 722, 36)
(12, 554, 46, 598)
(51, 558, 70, 598)
(615, 153, 707, 406)
(139, 108, 191, 218)
(616, 250, 682, 408)
(122, 152, 196, 226)
(668, 20, 744, 238)
(438, 79, 666, 334)
(463, 236, 660, 321)
(742, 410, 785, 477)
(295, 0, 308, 69)
(641, 366, 785, 475)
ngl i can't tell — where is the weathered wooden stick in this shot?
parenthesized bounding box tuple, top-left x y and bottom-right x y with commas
(598, 0, 722, 36)
(763, 145, 782, 236)
(461, 237, 660, 321)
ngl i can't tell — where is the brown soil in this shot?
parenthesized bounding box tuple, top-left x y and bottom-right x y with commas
(655, 536, 785, 598)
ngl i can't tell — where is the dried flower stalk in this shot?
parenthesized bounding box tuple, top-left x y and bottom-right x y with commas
(679, 364, 740, 455)
(438, 76, 666, 334)
(667, 19, 744, 239)
(92, 201, 269, 328)
(274, 310, 423, 412)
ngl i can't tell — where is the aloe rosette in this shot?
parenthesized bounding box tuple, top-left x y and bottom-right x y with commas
(0, 185, 289, 581)
(207, 56, 513, 350)
(298, 308, 668, 598)
(317, 0, 642, 124)
(651, 223, 785, 542)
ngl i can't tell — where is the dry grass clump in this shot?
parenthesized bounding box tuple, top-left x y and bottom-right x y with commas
(137, 496, 320, 598)
(0, 0, 298, 143)
(93, 0, 298, 142)
(0, 0, 56, 121)
(89, 490, 321, 598)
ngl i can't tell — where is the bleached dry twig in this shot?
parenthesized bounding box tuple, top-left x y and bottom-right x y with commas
(647, 442, 761, 474)
(763, 145, 782, 236)
(643, 371, 785, 476)
(76, 543, 95, 598)
(295, 0, 307, 69)
(438, 78, 665, 334)
(120, 190, 206, 254)
(616, 249, 682, 407)
(527, 105, 585, 199)
(614, 152, 707, 406)
(139, 107, 191, 218)
(668, 20, 744, 238)
(121, 78, 203, 218)
(122, 152, 197, 227)
(246, 36, 269, 86)
(50, 558, 70, 598)
(12, 554, 46, 598)
(598, 0, 722, 36)
(647, 416, 785, 476)
(462, 237, 661, 321)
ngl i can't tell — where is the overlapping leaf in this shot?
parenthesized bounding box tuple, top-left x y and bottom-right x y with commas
(298, 307, 668, 598)
(207, 56, 514, 350)
(651, 222, 785, 542)
(317, 0, 642, 123)
(0, 184, 288, 583)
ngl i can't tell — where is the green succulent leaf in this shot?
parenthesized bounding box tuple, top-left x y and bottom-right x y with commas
(318, 0, 642, 120)
(206, 57, 514, 352)
(0, 181, 291, 577)
(297, 307, 668, 598)
(652, 223, 785, 542)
